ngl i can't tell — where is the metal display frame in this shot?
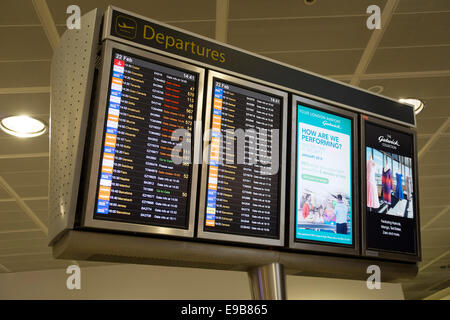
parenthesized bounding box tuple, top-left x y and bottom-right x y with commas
(80, 40, 205, 238)
(196, 70, 288, 247)
(360, 116, 422, 262)
(289, 95, 360, 256)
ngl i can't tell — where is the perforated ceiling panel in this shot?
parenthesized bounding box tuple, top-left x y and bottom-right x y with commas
(49, 9, 101, 244)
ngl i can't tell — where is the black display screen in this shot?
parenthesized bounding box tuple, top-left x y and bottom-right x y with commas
(365, 122, 418, 254)
(93, 49, 198, 229)
(203, 79, 282, 239)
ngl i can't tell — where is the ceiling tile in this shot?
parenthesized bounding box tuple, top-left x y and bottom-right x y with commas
(420, 196, 450, 208)
(360, 77, 450, 101)
(12, 186, 48, 199)
(228, 17, 371, 52)
(0, 135, 49, 156)
(0, 61, 50, 88)
(368, 46, 450, 74)
(0, 0, 41, 25)
(417, 98, 450, 119)
(24, 199, 48, 212)
(419, 164, 450, 177)
(0, 210, 36, 224)
(47, 0, 215, 25)
(0, 252, 52, 264)
(416, 117, 447, 134)
(0, 201, 21, 213)
(1, 171, 48, 189)
(381, 12, 450, 47)
(427, 136, 450, 153)
(420, 150, 450, 165)
(0, 231, 45, 242)
(396, 0, 450, 13)
(0, 237, 49, 251)
(167, 21, 215, 39)
(416, 136, 428, 151)
(262, 50, 362, 75)
(419, 176, 450, 189)
(0, 220, 39, 232)
(0, 28, 52, 60)
(229, 0, 387, 19)
(421, 230, 450, 248)
(0, 188, 10, 200)
(0, 158, 49, 174)
(2, 258, 69, 273)
(0, 93, 50, 118)
(421, 247, 449, 263)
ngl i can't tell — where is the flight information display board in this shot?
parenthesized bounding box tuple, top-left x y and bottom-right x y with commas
(198, 71, 287, 246)
(362, 117, 420, 261)
(289, 96, 359, 255)
(83, 41, 204, 237)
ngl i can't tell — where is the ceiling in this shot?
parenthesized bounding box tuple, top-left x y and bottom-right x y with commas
(0, 0, 449, 300)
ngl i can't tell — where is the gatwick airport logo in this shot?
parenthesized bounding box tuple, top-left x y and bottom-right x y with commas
(378, 135, 400, 147)
(322, 120, 341, 130)
(116, 15, 137, 39)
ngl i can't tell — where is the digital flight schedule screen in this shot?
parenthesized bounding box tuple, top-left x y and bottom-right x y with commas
(93, 49, 198, 229)
(203, 78, 283, 239)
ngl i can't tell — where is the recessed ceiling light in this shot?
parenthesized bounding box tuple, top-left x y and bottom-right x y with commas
(398, 98, 425, 115)
(304, 0, 317, 5)
(0, 115, 47, 138)
(367, 85, 384, 94)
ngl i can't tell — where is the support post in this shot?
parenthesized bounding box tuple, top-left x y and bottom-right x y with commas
(248, 262, 286, 300)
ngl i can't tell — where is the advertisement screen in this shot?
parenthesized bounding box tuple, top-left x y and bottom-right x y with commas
(203, 79, 282, 239)
(93, 49, 198, 229)
(365, 122, 417, 254)
(295, 104, 353, 246)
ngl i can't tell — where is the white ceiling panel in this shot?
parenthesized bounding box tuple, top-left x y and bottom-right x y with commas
(0, 136, 49, 156)
(47, 0, 216, 24)
(360, 77, 450, 101)
(397, 0, 450, 13)
(229, 0, 387, 19)
(0, 93, 50, 117)
(262, 50, 362, 75)
(0, 0, 41, 25)
(381, 12, 450, 47)
(0, 28, 52, 60)
(368, 46, 450, 74)
(0, 61, 50, 88)
(0, 158, 49, 174)
(228, 17, 370, 52)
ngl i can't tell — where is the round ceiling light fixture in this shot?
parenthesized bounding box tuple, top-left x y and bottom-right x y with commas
(304, 0, 317, 5)
(398, 98, 425, 115)
(367, 85, 384, 94)
(0, 115, 47, 138)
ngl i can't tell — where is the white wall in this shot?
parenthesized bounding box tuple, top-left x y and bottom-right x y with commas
(0, 264, 404, 300)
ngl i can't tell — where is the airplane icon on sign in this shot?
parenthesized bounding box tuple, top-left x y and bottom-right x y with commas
(115, 15, 137, 39)
(118, 22, 135, 30)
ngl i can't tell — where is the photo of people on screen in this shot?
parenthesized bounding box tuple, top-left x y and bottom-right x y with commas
(366, 147, 414, 219)
(298, 192, 351, 235)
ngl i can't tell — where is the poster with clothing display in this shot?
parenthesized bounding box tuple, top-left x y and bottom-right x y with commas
(366, 155, 380, 209)
(364, 121, 418, 255)
(295, 104, 353, 246)
(382, 167, 393, 204)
